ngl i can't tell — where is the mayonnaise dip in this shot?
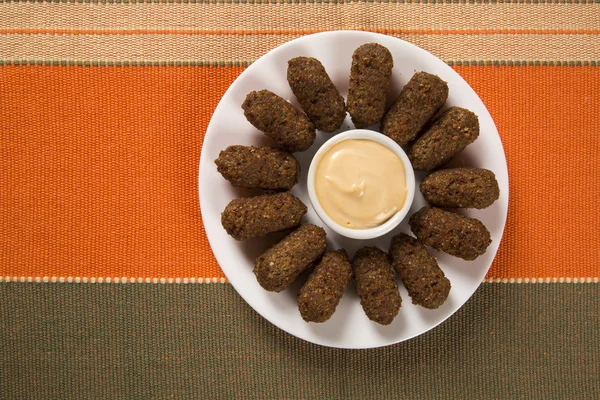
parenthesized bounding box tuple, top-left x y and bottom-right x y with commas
(314, 139, 407, 229)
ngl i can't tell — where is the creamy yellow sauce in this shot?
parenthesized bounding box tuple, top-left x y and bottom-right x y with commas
(315, 139, 407, 229)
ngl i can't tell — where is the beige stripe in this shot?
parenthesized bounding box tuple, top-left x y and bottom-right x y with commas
(0, 3, 599, 33)
(0, 276, 598, 283)
(483, 277, 600, 283)
(0, 276, 230, 283)
(1, 33, 599, 62)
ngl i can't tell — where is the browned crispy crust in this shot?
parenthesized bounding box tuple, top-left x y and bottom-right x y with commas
(381, 72, 449, 146)
(287, 57, 346, 133)
(215, 145, 300, 191)
(254, 224, 327, 292)
(420, 168, 500, 209)
(347, 43, 394, 128)
(242, 90, 316, 152)
(408, 107, 479, 171)
(352, 247, 401, 326)
(298, 249, 352, 322)
(409, 206, 491, 261)
(389, 233, 450, 309)
(221, 192, 307, 241)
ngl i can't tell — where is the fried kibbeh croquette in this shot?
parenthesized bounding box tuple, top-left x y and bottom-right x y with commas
(381, 72, 449, 146)
(408, 107, 479, 171)
(389, 233, 450, 309)
(287, 57, 346, 133)
(221, 192, 307, 241)
(242, 90, 316, 152)
(347, 43, 394, 128)
(254, 224, 327, 292)
(215, 145, 300, 191)
(420, 168, 500, 209)
(298, 249, 352, 323)
(352, 247, 401, 325)
(409, 206, 491, 261)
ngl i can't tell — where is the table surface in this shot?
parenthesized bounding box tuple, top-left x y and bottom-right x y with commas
(1, 2, 599, 398)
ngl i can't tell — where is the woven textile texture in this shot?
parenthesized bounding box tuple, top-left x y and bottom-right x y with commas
(1, 1, 599, 398)
(1, 283, 599, 399)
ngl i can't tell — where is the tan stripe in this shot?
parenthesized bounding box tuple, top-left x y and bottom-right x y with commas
(483, 277, 600, 283)
(1, 33, 599, 62)
(2, 28, 599, 35)
(0, 276, 231, 283)
(0, 3, 598, 33)
(1, 276, 599, 283)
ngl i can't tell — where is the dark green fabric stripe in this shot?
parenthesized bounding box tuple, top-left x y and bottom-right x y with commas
(1, 60, 599, 67)
(1, 283, 598, 399)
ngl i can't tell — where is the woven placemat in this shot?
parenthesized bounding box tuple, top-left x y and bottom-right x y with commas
(1, 2, 599, 398)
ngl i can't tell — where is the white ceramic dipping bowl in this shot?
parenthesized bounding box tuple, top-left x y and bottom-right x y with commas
(307, 129, 416, 240)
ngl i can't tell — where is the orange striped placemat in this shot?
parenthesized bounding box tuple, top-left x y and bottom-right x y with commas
(1, 2, 599, 282)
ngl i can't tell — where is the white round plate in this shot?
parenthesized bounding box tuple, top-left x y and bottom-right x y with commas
(199, 31, 508, 349)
